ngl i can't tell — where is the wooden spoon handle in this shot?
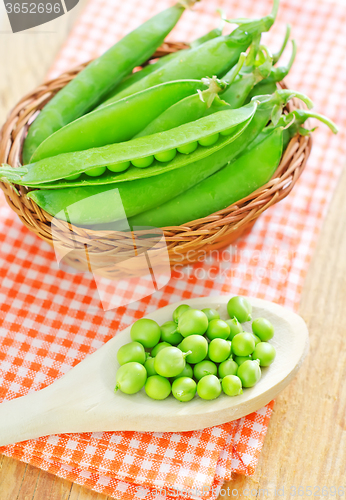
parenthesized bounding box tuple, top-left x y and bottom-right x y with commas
(0, 389, 62, 446)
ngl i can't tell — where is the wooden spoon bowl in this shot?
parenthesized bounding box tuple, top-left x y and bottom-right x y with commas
(0, 296, 309, 446)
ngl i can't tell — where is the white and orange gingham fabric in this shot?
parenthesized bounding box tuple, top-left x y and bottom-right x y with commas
(0, 0, 346, 498)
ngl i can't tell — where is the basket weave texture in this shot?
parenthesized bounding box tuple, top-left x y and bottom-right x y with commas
(0, 42, 312, 268)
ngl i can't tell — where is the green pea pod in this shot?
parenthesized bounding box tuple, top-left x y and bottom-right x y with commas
(28, 119, 252, 189)
(31, 80, 208, 162)
(1, 102, 257, 187)
(129, 125, 284, 228)
(25, 90, 310, 226)
(102, 24, 225, 105)
(27, 150, 229, 226)
(95, 52, 186, 107)
(22, 2, 191, 164)
(100, 0, 280, 107)
(247, 40, 297, 100)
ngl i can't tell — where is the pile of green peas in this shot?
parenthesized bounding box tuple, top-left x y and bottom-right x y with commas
(114, 296, 276, 401)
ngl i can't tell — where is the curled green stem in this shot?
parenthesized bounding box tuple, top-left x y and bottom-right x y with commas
(223, 52, 247, 85)
(273, 24, 291, 64)
(215, 8, 226, 32)
(275, 89, 314, 109)
(246, 34, 262, 66)
(271, 39, 297, 82)
(224, 0, 280, 34)
(289, 109, 339, 134)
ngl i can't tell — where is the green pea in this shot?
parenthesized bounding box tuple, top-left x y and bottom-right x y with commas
(173, 304, 191, 323)
(218, 358, 238, 378)
(115, 362, 147, 394)
(237, 360, 261, 388)
(180, 335, 208, 364)
(65, 173, 81, 181)
(107, 161, 130, 173)
(177, 309, 208, 337)
(154, 346, 190, 378)
(197, 374, 221, 400)
(202, 308, 220, 322)
(131, 155, 154, 168)
(231, 332, 255, 357)
(177, 141, 198, 154)
(251, 333, 261, 346)
(193, 360, 217, 381)
(172, 363, 193, 381)
(198, 133, 219, 147)
(225, 318, 243, 339)
(172, 377, 197, 402)
(130, 318, 161, 348)
(144, 356, 157, 377)
(145, 375, 171, 400)
(208, 338, 231, 363)
(154, 149, 177, 162)
(151, 341, 172, 357)
(234, 355, 252, 366)
(117, 341, 146, 365)
(252, 318, 274, 341)
(85, 166, 107, 177)
(222, 375, 243, 396)
(160, 321, 183, 345)
(227, 296, 252, 323)
(220, 126, 234, 136)
(206, 319, 230, 340)
(253, 342, 276, 366)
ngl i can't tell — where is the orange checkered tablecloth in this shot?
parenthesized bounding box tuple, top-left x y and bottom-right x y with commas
(0, 0, 346, 498)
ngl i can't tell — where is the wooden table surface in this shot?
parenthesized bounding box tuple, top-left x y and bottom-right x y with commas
(0, 2, 345, 498)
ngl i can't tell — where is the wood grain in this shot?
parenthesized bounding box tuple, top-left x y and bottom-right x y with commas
(0, 0, 345, 497)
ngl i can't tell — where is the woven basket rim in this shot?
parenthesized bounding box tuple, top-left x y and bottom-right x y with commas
(0, 41, 312, 265)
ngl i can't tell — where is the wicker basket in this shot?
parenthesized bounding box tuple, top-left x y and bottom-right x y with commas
(0, 41, 312, 271)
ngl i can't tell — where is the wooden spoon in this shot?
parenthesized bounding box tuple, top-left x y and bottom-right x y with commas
(0, 296, 308, 446)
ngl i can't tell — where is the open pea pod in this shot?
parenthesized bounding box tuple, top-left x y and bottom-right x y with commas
(31, 80, 208, 163)
(0, 102, 257, 188)
(129, 125, 285, 228)
(130, 108, 338, 228)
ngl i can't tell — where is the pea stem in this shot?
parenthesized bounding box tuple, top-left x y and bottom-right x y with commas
(223, 52, 247, 86)
(273, 24, 291, 64)
(254, 45, 274, 83)
(274, 89, 314, 110)
(291, 110, 339, 134)
(271, 40, 297, 82)
(182, 350, 193, 358)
